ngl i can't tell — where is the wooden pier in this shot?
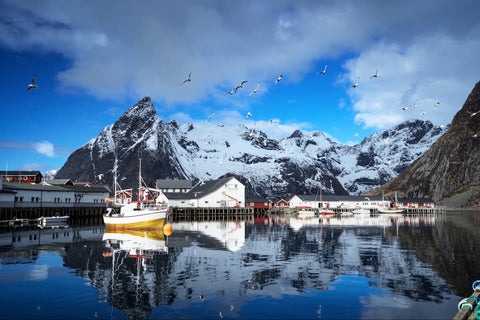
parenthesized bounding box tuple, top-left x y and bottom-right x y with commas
(168, 207, 254, 222)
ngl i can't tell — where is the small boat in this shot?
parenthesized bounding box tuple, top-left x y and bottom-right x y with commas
(297, 209, 317, 218)
(38, 216, 70, 224)
(103, 148, 168, 230)
(320, 209, 336, 216)
(377, 207, 405, 214)
(352, 208, 370, 215)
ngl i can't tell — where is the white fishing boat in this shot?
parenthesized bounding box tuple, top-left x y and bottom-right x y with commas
(377, 207, 405, 214)
(37, 215, 70, 225)
(103, 147, 168, 229)
(377, 192, 405, 214)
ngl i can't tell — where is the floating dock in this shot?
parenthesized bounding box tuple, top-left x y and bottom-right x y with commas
(169, 207, 254, 222)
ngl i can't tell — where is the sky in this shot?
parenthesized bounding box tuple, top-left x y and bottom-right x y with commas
(1, 0, 479, 172)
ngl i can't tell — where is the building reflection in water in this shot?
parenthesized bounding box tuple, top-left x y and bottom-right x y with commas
(2, 213, 479, 319)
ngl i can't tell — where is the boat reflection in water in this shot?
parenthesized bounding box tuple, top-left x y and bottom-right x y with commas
(102, 228, 168, 255)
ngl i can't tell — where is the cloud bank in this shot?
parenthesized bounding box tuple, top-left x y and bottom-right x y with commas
(1, 0, 479, 130)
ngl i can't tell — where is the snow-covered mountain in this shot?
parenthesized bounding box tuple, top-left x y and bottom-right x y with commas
(55, 97, 447, 199)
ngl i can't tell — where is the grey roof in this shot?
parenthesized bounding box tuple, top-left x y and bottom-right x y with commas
(0, 170, 42, 176)
(246, 198, 272, 203)
(46, 179, 73, 186)
(293, 194, 385, 202)
(2, 182, 109, 193)
(397, 197, 435, 203)
(156, 179, 192, 189)
(164, 177, 239, 200)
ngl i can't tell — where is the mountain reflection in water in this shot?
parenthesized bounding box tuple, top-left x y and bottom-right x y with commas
(1, 211, 480, 319)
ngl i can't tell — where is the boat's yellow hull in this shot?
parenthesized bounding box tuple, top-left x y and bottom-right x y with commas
(104, 217, 165, 230)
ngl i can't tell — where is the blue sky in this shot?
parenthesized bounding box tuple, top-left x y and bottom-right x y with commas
(1, 0, 479, 172)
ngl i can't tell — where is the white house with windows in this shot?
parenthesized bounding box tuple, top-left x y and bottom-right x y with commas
(0, 181, 109, 209)
(289, 194, 390, 210)
(166, 177, 245, 208)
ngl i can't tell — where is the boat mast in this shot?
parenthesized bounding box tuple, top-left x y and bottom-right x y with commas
(138, 144, 142, 201)
(113, 144, 118, 203)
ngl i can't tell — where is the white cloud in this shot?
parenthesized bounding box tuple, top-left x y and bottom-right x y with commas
(343, 32, 480, 129)
(34, 141, 55, 157)
(1, 0, 479, 127)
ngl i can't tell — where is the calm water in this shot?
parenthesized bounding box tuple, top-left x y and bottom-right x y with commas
(1, 211, 480, 320)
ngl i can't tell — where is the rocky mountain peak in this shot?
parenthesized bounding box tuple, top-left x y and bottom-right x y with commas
(55, 95, 450, 200)
(367, 80, 480, 207)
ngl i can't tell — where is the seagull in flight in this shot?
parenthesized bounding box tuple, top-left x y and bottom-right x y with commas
(205, 113, 215, 122)
(316, 64, 327, 75)
(26, 74, 38, 92)
(369, 70, 379, 79)
(420, 110, 426, 115)
(246, 111, 252, 118)
(235, 80, 248, 93)
(275, 75, 283, 85)
(224, 90, 234, 96)
(468, 110, 480, 117)
(351, 77, 359, 88)
(180, 71, 191, 85)
(249, 82, 261, 95)
(268, 119, 278, 124)
(402, 105, 408, 111)
(433, 102, 440, 110)
(413, 100, 418, 109)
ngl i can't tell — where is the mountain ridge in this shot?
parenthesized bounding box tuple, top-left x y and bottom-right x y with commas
(367, 80, 480, 207)
(55, 97, 448, 199)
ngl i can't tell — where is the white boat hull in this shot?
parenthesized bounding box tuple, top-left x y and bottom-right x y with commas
(377, 207, 405, 214)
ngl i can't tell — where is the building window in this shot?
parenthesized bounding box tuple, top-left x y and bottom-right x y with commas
(31, 197, 35, 202)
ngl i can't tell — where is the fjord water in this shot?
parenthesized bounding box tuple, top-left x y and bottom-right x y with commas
(1, 211, 479, 319)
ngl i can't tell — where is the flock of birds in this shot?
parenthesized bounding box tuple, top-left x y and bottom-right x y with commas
(25, 67, 479, 144)
(178, 65, 445, 124)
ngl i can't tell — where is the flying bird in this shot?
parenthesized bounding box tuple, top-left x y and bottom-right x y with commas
(180, 71, 191, 85)
(413, 100, 418, 109)
(351, 77, 359, 88)
(268, 119, 278, 124)
(355, 133, 359, 137)
(282, 138, 286, 146)
(434, 102, 440, 110)
(420, 110, 426, 115)
(235, 80, 248, 93)
(369, 70, 379, 79)
(316, 64, 327, 75)
(26, 74, 38, 92)
(402, 105, 408, 111)
(246, 111, 252, 118)
(263, 138, 267, 146)
(249, 82, 261, 95)
(468, 110, 480, 117)
(205, 113, 215, 122)
(275, 75, 283, 85)
(224, 90, 234, 96)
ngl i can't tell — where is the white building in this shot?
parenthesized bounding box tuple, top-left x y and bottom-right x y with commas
(0, 181, 109, 209)
(289, 194, 390, 210)
(166, 177, 245, 208)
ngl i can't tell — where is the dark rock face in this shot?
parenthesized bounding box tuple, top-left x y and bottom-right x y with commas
(55, 95, 447, 200)
(368, 81, 480, 205)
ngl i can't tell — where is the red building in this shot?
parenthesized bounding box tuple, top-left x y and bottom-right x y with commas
(274, 199, 289, 208)
(245, 198, 272, 209)
(1, 171, 42, 184)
